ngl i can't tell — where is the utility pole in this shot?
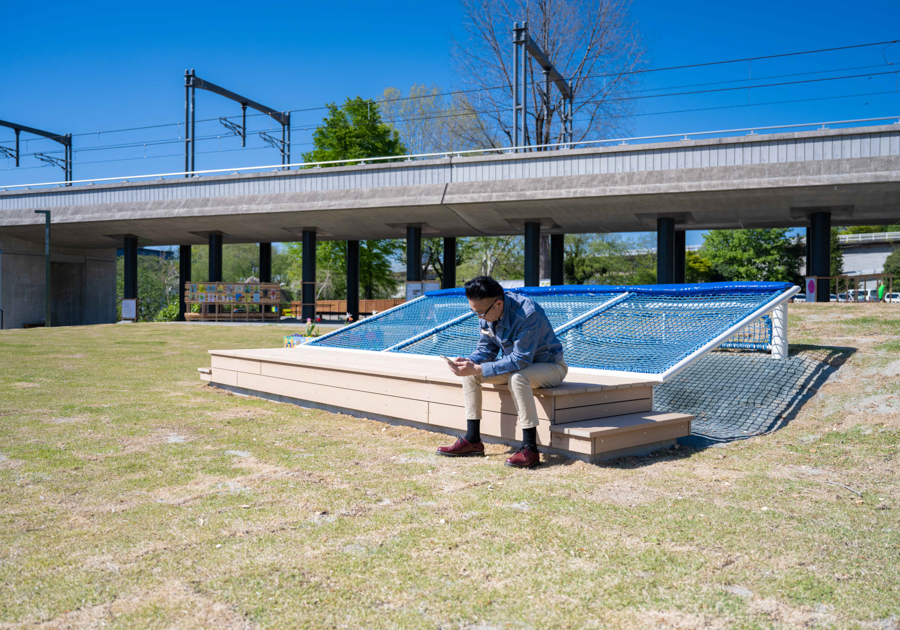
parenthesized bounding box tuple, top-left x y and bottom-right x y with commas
(34, 210, 51, 326)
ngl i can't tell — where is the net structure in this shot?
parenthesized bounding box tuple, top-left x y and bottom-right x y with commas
(720, 315, 773, 351)
(307, 283, 794, 377)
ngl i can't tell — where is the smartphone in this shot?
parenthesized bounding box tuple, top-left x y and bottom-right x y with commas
(438, 354, 457, 366)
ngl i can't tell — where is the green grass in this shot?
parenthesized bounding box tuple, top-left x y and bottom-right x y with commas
(1, 313, 899, 628)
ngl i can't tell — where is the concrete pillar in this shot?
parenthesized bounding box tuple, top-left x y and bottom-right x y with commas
(674, 231, 686, 284)
(178, 245, 191, 321)
(442, 237, 456, 289)
(259, 242, 272, 282)
(810, 211, 831, 302)
(656, 218, 675, 284)
(208, 233, 223, 282)
(539, 234, 551, 281)
(550, 234, 565, 285)
(123, 236, 138, 300)
(301, 230, 316, 321)
(771, 302, 788, 360)
(524, 222, 541, 286)
(347, 240, 359, 322)
(406, 226, 422, 282)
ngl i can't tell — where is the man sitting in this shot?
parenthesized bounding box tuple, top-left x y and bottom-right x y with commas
(436, 276, 568, 469)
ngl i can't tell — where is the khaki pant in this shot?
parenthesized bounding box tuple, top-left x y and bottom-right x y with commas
(463, 360, 568, 429)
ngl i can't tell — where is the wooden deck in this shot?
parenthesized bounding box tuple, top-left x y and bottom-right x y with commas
(202, 346, 692, 462)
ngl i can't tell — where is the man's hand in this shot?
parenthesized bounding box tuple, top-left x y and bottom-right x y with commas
(449, 357, 482, 377)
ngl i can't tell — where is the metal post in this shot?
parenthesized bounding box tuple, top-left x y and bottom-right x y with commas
(14, 129, 20, 167)
(285, 112, 291, 168)
(442, 237, 457, 289)
(524, 221, 541, 286)
(521, 21, 529, 149)
(184, 70, 191, 177)
(208, 233, 223, 282)
(190, 70, 196, 174)
(123, 236, 138, 303)
(259, 243, 272, 282)
(347, 240, 360, 322)
(512, 23, 520, 152)
(301, 230, 317, 321)
(657, 218, 675, 284)
(674, 231, 686, 284)
(406, 226, 422, 282)
(550, 234, 565, 285)
(805, 226, 811, 276)
(810, 211, 831, 302)
(771, 302, 789, 359)
(178, 245, 191, 321)
(34, 211, 51, 327)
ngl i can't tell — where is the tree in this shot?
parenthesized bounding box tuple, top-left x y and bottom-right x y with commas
(451, 0, 646, 149)
(884, 249, 900, 277)
(685, 251, 718, 283)
(116, 250, 179, 322)
(303, 97, 406, 164)
(830, 228, 844, 292)
(190, 244, 291, 284)
(458, 236, 524, 281)
(702, 229, 803, 283)
(380, 85, 482, 156)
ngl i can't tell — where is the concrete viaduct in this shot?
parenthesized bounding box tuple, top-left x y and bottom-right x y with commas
(0, 120, 898, 328)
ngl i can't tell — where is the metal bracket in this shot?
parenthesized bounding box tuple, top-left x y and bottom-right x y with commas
(34, 152, 67, 170)
(259, 131, 287, 154)
(219, 104, 247, 147)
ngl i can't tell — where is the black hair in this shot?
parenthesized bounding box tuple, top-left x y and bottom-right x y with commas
(464, 276, 504, 301)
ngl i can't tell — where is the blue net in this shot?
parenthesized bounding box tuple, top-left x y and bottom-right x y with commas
(394, 292, 622, 357)
(308, 296, 470, 351)
(557, 291, 783, 374)
(305, 283, 794, 377)
(720, 315, 773, 351)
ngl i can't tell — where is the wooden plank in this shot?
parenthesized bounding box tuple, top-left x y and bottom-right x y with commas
(549, 412, 694, 439)
(211, 355, 261, 375)
(210, 368, 239, 387)
(428, 402, 552, 446)
(554, 386, 653, 410)
(549, 433, 593, 455)
(236, 372, 428, 422)
(593, 421, 691, 455)
(260, 361, 429, 400)
(426, 382, 553, 420)
(553, 398, 653, 424)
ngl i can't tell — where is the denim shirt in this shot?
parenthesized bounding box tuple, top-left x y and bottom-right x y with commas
(467, 292, 564, 378)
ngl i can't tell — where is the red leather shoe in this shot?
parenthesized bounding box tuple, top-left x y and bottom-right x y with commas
(436, 437, 485, 457)
(505, 446, 540, 469)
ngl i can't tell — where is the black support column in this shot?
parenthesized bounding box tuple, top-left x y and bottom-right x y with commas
(524, 221, 541, 286)
(208, 233, 223, 282)
(805, 227, 812, 276)
(347, 240, 360, 322)
(442, 237, 457, 289)
(123, 236, 138, 300)
(674, 231, 686, 284)
(656, 217, 675, 284)
(259, 242, 272, 282)
(406, 226, 422, 282)
(301, 230, 317, 321)
(178, 245, 191, 321)
(809, 211, 832, 302)
(550, 234, 565, 285)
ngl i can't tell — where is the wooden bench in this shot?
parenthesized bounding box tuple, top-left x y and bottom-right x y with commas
(202, 346, 692, 462)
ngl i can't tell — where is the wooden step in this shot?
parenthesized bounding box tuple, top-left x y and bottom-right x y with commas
(550, 412, 693, 458)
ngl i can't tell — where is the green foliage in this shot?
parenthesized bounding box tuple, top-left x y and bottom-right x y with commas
(190, 244, 291, 284)
(457, 237, 524, 282)
(302, 97, 407, 165)
(830, 228, 844, 291)
(154, 304, 180, 322)
(884, 249, 900, 277)
(116, 251, 179, 322)
(283, 240, 401, 300)
(685, 251, 718, 283)
(562, 234, 656, 285)
(702, 229, 803, 283)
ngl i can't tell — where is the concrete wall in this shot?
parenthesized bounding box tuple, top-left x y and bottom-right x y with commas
(0, 235, 116, 329)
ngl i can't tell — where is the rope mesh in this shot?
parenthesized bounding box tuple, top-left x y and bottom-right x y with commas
(393, 293, 622, 357)
(309, 296, 469, 352)
(720, 315, 773, 351)
(557, 291, 782, 374)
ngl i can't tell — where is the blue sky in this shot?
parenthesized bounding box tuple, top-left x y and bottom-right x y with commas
(2, 0, 898, 246)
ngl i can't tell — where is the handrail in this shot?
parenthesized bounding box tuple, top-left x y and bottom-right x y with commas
(2, 115, 898, 192)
